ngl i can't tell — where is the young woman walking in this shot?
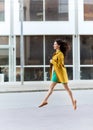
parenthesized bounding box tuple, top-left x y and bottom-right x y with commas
(39, 39, 77, 110)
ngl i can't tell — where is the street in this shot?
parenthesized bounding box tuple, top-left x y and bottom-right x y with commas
(0, 89, 93, 130)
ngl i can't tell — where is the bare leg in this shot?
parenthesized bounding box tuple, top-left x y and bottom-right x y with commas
(39, 82, 57, 107)
(63, 83, 77, 110)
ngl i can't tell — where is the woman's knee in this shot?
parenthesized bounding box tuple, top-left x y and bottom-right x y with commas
(63, 83, 71, 91)
(49, 83, 56, 94)
(49, 88, 53, 95)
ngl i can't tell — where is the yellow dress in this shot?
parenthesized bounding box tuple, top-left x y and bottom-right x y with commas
(50, 50, 68, 83)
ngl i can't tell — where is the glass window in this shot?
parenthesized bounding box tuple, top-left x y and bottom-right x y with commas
(25, 36, 43, 65)
(16, 35, 72, 81)
(16, 67, 44, 81)
(84, 0, 93, 21)
(45, 0, 68, 21)
(16, 36, 43, 65)
(0, 36, 8, 45)
(80, 36, 93, 64)
(23, 0, 43, 21)
(0, 49, 9, 82)
(45, 67, 50, 81)
(24, 67, 43, 81)
(16, 37, 20, 65)
(0, 0, 4, 21)
(45, 36, 72, 65)
(66, 67, 73, 80)
(0, 49, 9, 65)
(16, 67, 21, 81)
(0, 67, 9, 82)
(80, 67, 93, 79)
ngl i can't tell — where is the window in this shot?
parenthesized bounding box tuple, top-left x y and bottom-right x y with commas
(0, 36, 8, 45)
(23, 0, 68, 21)
(24, 67, 43, 81)
(16, 36, 43, 81)
(80, 35, 93, 79)
(80, 36, 93, 65)
(16, 36, 43, 65)
(24, 36, 43, 65)
(23, 0, 43, 21)
(16, 35, 73, 81)
(84, 0, 93, 21)
(81, 67, 93, 79)
(45, 0, 68, 21)
(0, 49, 9, 65)
(0, 49, 9, 82)
(16, 37, 20, 65)
(0, 0, 5, 21)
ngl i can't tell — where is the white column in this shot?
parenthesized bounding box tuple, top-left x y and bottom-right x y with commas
(19, 0, 24, 85)
(9, 0, 15, 82)
(73, 0, 80, 80)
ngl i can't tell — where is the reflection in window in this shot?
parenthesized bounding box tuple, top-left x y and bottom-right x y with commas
(23, 0, 68, 21)
(45, 0, 68, 21)
(24, 67, 43, 81)
(0, 36, 8, 45)
(0, 0, 4, 21)
(81, 67, 93, 79)
(0, 49, 9, 65)
(66, 67, 73, 80)
(16, 36, 43, 65)
(16, 37, 20, 65)
(45, 67, 50, 81)
(45, 36, 72, 65)
(84, 0, 93, 21)
(80, 36, 93, 64)
(16, 67, 21, 81)
(0, 49, 9, 82)
(0, 67, 9, 81)
(16, 67, 44, 81)
(23, 0, 43, 21)
(25, 36, 43, 65)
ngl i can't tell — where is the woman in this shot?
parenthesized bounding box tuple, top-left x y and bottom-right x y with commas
(39, 39, 77, 110)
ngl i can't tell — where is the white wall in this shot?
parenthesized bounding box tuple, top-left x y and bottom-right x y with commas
(0, 0, 10, 35)
(78, 0, 93, 34)
(1, 0, 93, 35)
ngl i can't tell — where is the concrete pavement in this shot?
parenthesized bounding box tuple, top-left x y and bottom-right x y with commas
(0, 89, 93, 130)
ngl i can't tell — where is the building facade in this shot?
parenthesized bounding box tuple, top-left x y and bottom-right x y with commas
(0, 0, 93, 83)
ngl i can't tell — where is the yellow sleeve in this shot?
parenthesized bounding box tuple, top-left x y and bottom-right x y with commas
(58, 54, 64, 66)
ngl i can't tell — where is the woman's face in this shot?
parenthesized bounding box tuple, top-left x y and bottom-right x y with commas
(53, 41, 60, 50)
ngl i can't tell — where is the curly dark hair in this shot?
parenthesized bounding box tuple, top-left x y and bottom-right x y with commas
(55, 39, 70, 57)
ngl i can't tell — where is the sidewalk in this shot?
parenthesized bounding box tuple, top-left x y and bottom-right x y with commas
(0, 80, 93, 93)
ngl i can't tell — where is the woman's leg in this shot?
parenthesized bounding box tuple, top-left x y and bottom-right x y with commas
(63, 83, 77, 110)
(39, 82, 57, 107)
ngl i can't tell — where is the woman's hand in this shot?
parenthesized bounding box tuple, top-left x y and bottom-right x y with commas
(50, 59, 52, 63)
